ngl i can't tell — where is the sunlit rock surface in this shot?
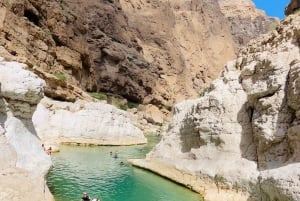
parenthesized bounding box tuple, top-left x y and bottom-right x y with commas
(131, 14, 300, 201)
(0, 58, 53, 201)
(33, 97, 147, 146)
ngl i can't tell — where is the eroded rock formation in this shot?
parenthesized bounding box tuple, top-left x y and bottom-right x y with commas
(131, 14, 300, 201)
(0, 58, 53, 201)
(33, 97, 147, 145)
(120, 0, 237, 101)
(0, 0, 276, 108)
(219, 0, 279, 47)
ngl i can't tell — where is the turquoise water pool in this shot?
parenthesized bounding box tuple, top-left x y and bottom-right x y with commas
(47, 136, 203, 201)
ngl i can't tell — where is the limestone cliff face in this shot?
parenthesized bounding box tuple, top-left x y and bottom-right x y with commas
(133, 14, 300, 201)
(33, 97, 147, 145)
(0, 58, 53, 201)
(219, 0, 279, 47)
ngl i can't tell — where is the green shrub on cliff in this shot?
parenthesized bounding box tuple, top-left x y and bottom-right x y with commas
(88, 92, 108, 101)
(128, 101, 139, 109)
(88, 92, 139, 110)
(54, 72, 67, 81)
(111, 97, 127, 110)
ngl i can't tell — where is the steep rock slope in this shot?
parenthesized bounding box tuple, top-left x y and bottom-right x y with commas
(120, 0, 236, 101)
(0, 0, 276, 108)
(219, 0, 279, 47)
(0, 58, 53, 201)
(63, 0, 171, 105)
(120, 0, 277, 102)
(0, 0, 168, 105)
(131, 14, 300, 201)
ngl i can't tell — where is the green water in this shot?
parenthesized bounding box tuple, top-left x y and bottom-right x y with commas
(47, 136, 203, 201)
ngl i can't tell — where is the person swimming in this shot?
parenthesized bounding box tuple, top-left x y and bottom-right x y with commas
(81, 192, 91, 201)
(113, 152, 118, 159)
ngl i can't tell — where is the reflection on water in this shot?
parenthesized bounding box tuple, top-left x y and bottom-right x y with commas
(47, 135, 203, 201)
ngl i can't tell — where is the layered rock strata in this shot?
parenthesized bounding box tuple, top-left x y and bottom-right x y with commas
(0, 57, 53, 201)
(131, 14, 300, 201)
(0, 0, 171, 107)
(33, 97, 147, 146)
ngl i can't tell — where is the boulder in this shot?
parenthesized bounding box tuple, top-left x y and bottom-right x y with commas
(140, 104, 164, 125)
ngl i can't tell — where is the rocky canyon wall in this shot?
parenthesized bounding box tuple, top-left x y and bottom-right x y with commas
(131, 14, 300, 201)
(0, 57, 53, 201)
(120, 0, 277, 102)
(120, 0, 236, 102)
(219, 0, 279, 47)
(0, 0, 276, 108)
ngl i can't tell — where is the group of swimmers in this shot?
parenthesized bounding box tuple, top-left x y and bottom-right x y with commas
(110, 151, 118, 158)
(110, 151, 125, 165)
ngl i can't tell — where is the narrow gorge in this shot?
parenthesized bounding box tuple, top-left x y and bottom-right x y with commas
(0, 0, 299, 201)
(131, 11, 300, 201)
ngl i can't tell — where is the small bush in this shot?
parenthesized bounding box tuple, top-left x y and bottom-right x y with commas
(269, 22, 278, 31)
(127, 71, 134, 79)
(45, 29, 53, 37)
(54, 72, 67, 81)
(119, 104, 128, 111)
(60, 3, 65, 10)
(167, 87, 176, 95)
(127, 56, 135, 62)
(210, 136, 225, 147)
(111, 97, 128, 110)
(198, 87, 208, 97)
(128, 101, 139, 109)
(4, 0, 10, 4)
(88, 92, 108, 101)
(162, 103, 172, 111)
(199, 138, 208, 146)
(214, 174, 228, 193)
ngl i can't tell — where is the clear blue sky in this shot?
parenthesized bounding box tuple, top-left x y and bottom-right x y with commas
(253, 0, 290, 19)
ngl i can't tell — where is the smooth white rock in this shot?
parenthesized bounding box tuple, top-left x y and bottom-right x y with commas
(33, 97, 147, 145)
